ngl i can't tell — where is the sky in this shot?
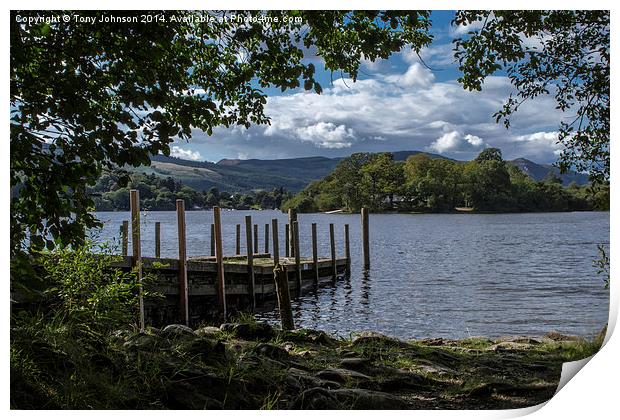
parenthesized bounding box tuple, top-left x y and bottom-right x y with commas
(170, 11, 566, 164)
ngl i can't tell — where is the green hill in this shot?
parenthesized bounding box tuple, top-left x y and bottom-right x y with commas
(128, 151, 589, 194)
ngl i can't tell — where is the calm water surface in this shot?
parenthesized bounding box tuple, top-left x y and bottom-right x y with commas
(94, 210, 609, 339)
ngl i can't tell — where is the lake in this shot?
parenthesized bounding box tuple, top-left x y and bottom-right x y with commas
(93, 210, 609, 340)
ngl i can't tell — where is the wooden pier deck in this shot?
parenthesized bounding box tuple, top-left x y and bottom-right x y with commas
(112, 254, 348, 327)
(116, 189, 367, 329)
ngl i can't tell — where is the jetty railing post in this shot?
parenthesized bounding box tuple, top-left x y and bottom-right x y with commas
(236, 224, 241, 255)
(264, 223, 270, 254)
(272, 218, 294, 330)
(121, 220, 129, 256)
(272, 219, 280, 264)
(253, 224, 258, 253)
(361, 207, 370, 270)
(288, 208, 297, 257)
(155, 221, 161, 258)
(293, 221, 301, 295)
(285, 224, 290, 258)
(329, 223, 337, 281)
(244, 215, 256, 310)
(210, 223, 215, 257)
(344, 224, 351, 276)
(176, 199, 189, 326)
(129, 190, 145, 332)
(213, 207, 227, 321)
(311, 223, 319, 286)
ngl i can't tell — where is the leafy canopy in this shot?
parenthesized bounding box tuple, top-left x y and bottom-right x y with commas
(10, 10, 433, 254)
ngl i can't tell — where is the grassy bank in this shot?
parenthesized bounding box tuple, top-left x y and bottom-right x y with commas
(11, 315, 604, 410)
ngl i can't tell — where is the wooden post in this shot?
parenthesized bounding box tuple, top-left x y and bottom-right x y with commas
(253, 224, 259, 253)
(288, 208, 297, 257)
(272, 209, 290, 328)
(274, 264, 294, 330)
(361, 207, 370, 270)
(210, 223, 215, 257)
(130, 190, 144, 332)
(236, 224, 241, 255)
(264, 223, 270, 254)
(311, 223, 319, 286)
(245, 215, 256, 310)
(285, 224, 290, 258)
(293, 221, 301, 295)
(271, 219, 279, 264)
(176, 200, 189, 326)
(155, 221, 161, 258)
(121, 220, 128, 256)
(344, 224, 351, 275)
(213, 207, 227, 320)
(329, 223, 337, 281)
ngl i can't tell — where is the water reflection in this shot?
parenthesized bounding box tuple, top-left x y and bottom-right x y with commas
(360, 269, 371, 306)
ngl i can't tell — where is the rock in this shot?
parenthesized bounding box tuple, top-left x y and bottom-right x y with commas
(220, 322, 275, 340)
(330, 388, 408, 409)
(315, 368, 371, 385)
(414, 360, 457, 376)
(288, 368, 341, 390)
(162, 324, 197, 339)
(488, 342, 534, 352)
(375, 369, 440, 391)
(195, 326, 220, 338)
(496, 336, 542, 345)
(419, 338, 445, 346)
(290, 387, 342, 409)
(254, 343, 290, 361)
(545, 331, 580, 342)
(123, 333, 164, 350)
(178, 337, 227, 361)
(339, 357, 371, 371)
(352, 331, 409, 348)
(282, 329, 336, 346)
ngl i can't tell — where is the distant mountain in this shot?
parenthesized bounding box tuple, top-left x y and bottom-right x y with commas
(134, 151, 588, 193)
(507, 158, 589, 186)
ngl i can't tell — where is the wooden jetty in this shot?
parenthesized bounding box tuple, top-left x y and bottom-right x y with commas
(117, 190, 365, 329)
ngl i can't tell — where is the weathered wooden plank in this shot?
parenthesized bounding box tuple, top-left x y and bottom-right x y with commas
(245, 215, 256, 310)
(213, 207, 226, 320)
(155, 221, 161, 258)
(293, 221, 301, 295)
(130, 190, 144, 331)
(362, 207, 370, 269)
(176, 199, 189, 326)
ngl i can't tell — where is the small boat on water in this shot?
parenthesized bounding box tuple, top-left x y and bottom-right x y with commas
(324, 209, 344, 214)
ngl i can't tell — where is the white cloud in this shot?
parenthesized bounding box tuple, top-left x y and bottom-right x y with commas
(464, 134, 484, 147)
(428, 131, 487, 153)
(170, 146, 203, 161)
(514, 131, 559, 144)
(187, 65, 565, 163)
(384, 62, 435, 87)
(450, 18, 485, 37)
(404, 43, 456, 68)
(295, 122, 356, 149)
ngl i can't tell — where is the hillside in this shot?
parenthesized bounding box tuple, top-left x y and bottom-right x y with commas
(130, 151, 589, 193)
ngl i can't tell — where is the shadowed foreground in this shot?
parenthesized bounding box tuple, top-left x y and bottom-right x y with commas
(11, 319, 603, 410)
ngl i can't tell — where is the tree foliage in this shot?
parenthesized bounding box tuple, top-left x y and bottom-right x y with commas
(283, 149, 608, 214)
(10, 10, 433, 255)
(453, 10, 609, 184)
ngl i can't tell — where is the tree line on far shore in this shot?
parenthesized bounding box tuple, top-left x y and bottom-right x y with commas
(91, 171, 292, 211)
(281, 149, 609, 214)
